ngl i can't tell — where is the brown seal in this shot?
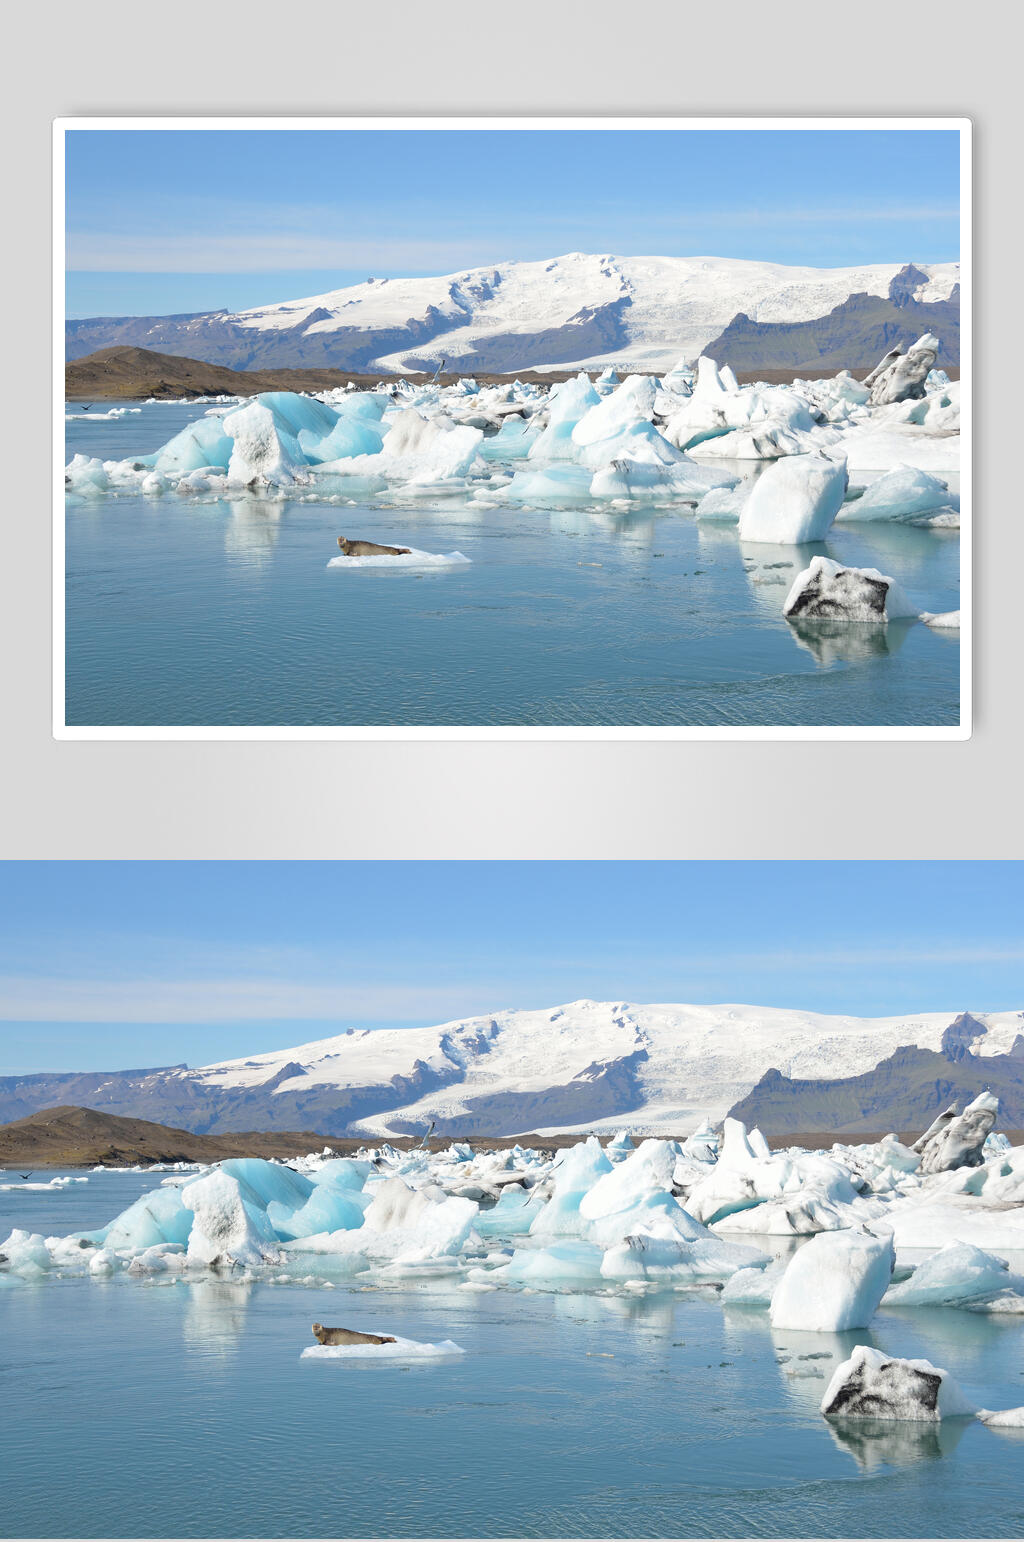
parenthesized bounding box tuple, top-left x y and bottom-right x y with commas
(311, 1322, 397, 1346)
(336, 537, 412, 557)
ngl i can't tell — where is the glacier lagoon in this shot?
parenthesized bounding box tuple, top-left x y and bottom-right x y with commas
(3, 1169, 1022, 1540)
(64, 400, 960, 729)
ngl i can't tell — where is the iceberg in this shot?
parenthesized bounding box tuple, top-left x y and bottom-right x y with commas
(181, 1169, 284, 1268)
(837, 464, 955, 523)
(302, 1335, 465, 1360)
(782, 556, 917, 623)
(770, 1229, 894, 1332)
(821, 1344, 976, 1421)
(225, 401, 308, 488)
(885, 1242, 1024, 1307)
(738, 454, 848, 543)
(326, 547, 470, 570)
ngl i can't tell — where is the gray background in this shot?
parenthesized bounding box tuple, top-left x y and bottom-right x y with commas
(5, 3, 1016, 858)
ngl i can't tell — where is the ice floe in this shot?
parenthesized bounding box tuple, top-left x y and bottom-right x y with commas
(821, 1345, 977, 1421)
(326, 548, 470, 570)
(301, 1336, 465, 1360)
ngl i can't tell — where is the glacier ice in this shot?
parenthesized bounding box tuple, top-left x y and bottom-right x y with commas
(821, 1344, 976, 1421)
(885, 1242, 1024, 1307)
(738, 454, 848, 544)
(782, 556, 917, 623)
(302, 1336, 465, 1360)
(225, 401, 308, 488)
(836, 464, 955, 524)
(770, 1229, 895, 1332)
(182, 1169, 284, 1268)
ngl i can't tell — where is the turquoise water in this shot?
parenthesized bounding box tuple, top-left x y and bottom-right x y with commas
(2, 1172, 1022, 1538)
(64, 403, 961, 729)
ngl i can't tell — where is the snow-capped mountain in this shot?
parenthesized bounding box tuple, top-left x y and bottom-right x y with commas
(65, 252, 960, 374)
(2, 1000, 1019, 1138)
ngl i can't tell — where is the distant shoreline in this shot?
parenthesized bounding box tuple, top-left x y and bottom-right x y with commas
(0, 1106, 1003, 1167)
(64, 344, 960, 403)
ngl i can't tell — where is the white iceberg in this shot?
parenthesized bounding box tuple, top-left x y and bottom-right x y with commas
(326, 548, 470, 570)
(738, 454, 848, 543)
(770, 1229, 894, 1332)
(301, 1335, 465, 1360)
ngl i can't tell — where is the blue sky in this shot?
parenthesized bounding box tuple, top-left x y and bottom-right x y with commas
(65, 127, 961, 317)
(0, 862, 1017, 1074)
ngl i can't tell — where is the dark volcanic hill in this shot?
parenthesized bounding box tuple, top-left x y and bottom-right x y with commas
(64, 346, 400, 401)
(728, 1015, 1024, 1136)
(0, 1106, 342, 1168)
(703, 267, 960, 370)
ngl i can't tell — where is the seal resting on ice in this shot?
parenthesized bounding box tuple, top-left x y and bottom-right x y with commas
(311, 1323, 397, 1346)
(336, 537, 411, 557)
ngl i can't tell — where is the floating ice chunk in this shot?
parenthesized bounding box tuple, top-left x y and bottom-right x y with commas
(695, 484, 748, 522)
(505, 464, 597, 504)
(65, 454, 109, 495)
(152, 415, 235, 476)
(181, 1170, 283, 1268)
(571, 375, 658, 447)
(738, 454, 848, 543)
(662, 399, 731, 452)
(0, 1230, 52, 1276)
(782, 556, 917, 622)
(472, 1185, 545, 1237)
(527, 375, 602, 460)
(918, 1094, 999, 1174)
(977, 1407, 1024, 1427)
(487, 1239, 606, 1285)
(885, 1242, 1023, 1307)
(126, 1244, 188, 1274)
(721, 1263, 784, 1306)
(836, 464, 953, 523)
(250, 392, 338, 444)
(530, 1137, 613, 1238)
(599, 1223, 767, 1284)
(141, 471, 168, 496)
(301, 1336, 464, 1360)
(224, 401, 308, 488)
(103, 1185, 193, 1252)
(920, 610, 961, 629)
(326, 548, 470, 570)
(687, 422, 820, 461)
(770, 1229, 894, 1332)
(286, 1178, 477, 1263)
(299, 415, 384, 462)
(821, 1344, 976, 1421)
(89, 1248, 119, 1275)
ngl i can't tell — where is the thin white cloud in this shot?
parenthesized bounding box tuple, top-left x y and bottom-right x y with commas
(66, 233, 498, 275)
(0, 942, 1019, 1025)
(0, 976, 492, 1024)
(66, 204, 960, 275)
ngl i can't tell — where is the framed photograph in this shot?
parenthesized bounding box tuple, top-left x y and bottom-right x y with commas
(56, 117, 969, 739)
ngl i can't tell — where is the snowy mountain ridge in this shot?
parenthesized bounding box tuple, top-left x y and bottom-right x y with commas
(3, 999, 1017, 1139)
(65, 252, 961, 374)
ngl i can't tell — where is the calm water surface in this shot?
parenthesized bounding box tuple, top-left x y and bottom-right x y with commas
(2, 1172, 1021, 1538)
(64, 403, 961, 728)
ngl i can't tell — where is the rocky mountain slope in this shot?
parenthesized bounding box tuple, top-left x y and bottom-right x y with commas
(65, 253, 960, 374)
(3, 1002, 1019, 1139)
